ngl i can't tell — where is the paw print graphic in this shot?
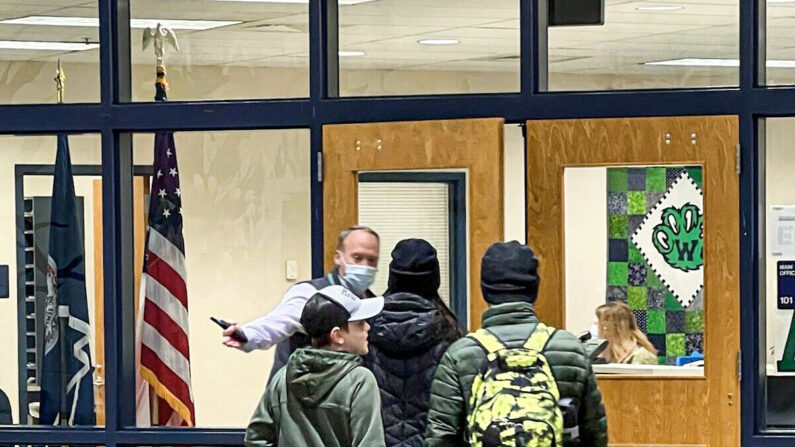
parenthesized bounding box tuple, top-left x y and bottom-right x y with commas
(652, 203, 703, 272)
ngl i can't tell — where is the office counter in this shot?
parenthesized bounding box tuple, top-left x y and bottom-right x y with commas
(593, 363, 704, 377)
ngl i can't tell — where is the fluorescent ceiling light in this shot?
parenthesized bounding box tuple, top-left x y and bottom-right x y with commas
(0, 40, 99, 51)
(418, 39, 460, 45)
(645, 58, 795, 68)
(645, 58, 739, 67)
(339, 50, 365, 57)
(768, 0, 795, 3)
(212, 0, 373, 3)
(0, 16, 239, 30)
(636, 5, 684, 11)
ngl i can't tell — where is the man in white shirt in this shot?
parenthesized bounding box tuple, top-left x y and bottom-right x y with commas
(222, 225, 380, 381)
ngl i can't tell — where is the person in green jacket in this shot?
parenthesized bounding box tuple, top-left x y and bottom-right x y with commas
(424, 241, 608, 447)
(245, 285, 386, 447)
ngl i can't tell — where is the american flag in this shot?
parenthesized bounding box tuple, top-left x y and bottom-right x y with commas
(135, 131, 195, 427)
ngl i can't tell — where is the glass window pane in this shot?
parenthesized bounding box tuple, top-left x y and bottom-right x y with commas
(564, 166, 705, 375)
(339, 0, 519, 96)
(0, 1, 100, 104)
(132, 129, 310, 427)
(764, 118, 795, 429)
(546, 0, 739, 91)
(767, 2, 795, 86)
(0, 134, 104, 426)
(130, 1, 309, 101)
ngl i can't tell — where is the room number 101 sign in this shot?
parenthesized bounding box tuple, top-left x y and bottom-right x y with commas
(779, 261, 795, 309)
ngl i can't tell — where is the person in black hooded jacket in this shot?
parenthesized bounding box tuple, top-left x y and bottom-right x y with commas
(364, 239, 463, 447)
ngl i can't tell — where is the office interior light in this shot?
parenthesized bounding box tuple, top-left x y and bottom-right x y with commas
(635, 5, 684, 11)
(0, 40, 99, 51)
(339, 51, 365, 57)
(0, 16, 240, 30)
(645, 58, 795, 68)
(418, 39, 460, 45)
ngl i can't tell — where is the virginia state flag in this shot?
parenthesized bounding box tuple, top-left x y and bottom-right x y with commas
(39, 134, 95, 425)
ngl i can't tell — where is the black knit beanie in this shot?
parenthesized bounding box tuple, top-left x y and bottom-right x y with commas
(480, 241, 539, 304)
(387, 238, 441, 296)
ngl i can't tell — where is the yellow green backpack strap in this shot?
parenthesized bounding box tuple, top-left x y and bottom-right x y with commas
(523, 322, 557, 351)
(468, 328, 507, 354)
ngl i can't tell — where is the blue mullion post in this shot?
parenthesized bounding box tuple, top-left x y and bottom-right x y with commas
(99, 0, 132, 107)
(100, 129, 136, 439)
(739, 0, 765, 92)
(738, 0, 765, 442)
(523, 0, 547, 95)
(740, 113, 765, 445)
(99, 0, 133, 444)
(309, 0, 339, 277)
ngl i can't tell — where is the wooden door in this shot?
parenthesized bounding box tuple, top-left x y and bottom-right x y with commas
(323, 118, 504, 323)
(526, 116, 739, 446)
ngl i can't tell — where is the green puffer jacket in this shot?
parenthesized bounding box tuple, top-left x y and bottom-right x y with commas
(245, 348, 386, 447)
(424, 302, 607, 447)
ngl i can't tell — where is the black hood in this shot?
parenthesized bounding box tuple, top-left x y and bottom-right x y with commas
(369, 292, 446, 357)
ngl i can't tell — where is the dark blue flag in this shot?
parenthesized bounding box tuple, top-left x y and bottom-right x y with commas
(39, 134, 95, 426)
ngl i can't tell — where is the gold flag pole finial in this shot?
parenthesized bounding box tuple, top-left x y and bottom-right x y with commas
(142, 23, 180, 101)
(55, 59, 66, 104)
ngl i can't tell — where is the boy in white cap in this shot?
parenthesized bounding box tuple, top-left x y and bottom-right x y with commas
(245, 285, 386, 447)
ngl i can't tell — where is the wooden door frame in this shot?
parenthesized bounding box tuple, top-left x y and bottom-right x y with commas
(526, 116, 740, 445)
(323, 118, 504, 326)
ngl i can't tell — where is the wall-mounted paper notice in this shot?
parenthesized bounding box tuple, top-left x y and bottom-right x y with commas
(771, 206, 795, 257)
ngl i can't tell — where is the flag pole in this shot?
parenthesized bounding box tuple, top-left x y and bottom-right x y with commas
(54, 60, 69, 427)
(141, 23, 179, 426)
(58, 306, 68, 425)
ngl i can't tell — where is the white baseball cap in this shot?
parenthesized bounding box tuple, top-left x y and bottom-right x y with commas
(316, 285, 384, 321)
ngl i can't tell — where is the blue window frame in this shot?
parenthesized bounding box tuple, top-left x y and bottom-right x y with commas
(0, 0, 783, 446)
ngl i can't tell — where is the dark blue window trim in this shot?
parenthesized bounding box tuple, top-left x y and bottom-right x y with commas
(358, 172, 469, 330)
(0, 0, 781, 445)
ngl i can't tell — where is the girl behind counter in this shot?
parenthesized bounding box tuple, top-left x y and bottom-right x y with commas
(596, 301, 658, 365)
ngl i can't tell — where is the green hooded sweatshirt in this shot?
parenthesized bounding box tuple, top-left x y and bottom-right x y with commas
(245, 347, 386, 447)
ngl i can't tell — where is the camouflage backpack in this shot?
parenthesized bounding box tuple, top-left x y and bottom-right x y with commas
(466, 323, 563, 447)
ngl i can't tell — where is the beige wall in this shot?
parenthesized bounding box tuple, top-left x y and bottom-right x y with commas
(0, 58, 740, 104)
(504, 124, 526, 244)
(563, 167, 607, 334)
(132, 130, 312, 427)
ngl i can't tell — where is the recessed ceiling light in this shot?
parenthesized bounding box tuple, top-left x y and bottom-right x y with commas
(644, 58, 795, 68)
(636, 5, 685, 11)
(0, 40, 99, 51)
(418, 39, 460, 46)
(0, 16, 240, 31)
(339, 50, 365, 57)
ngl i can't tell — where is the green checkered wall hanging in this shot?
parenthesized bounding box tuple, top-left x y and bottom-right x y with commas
(606, 166, 704, 365)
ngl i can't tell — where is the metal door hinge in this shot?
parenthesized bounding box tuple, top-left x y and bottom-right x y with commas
(736, 143, 741, 175)
(317, 152, 323, 183)
(737, 350, 742, 382)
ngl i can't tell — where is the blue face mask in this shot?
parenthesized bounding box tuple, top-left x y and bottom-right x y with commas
(342, 264, 377, 294)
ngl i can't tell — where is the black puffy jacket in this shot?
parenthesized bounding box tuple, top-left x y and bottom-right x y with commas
(364, 292, 455, 447)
